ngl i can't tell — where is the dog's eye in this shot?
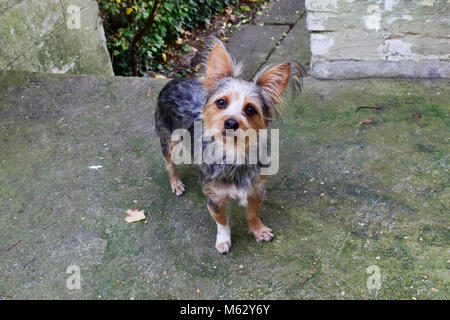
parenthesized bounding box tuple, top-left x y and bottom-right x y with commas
(215, 99, 227, 109)
(244, 105, 257, 116)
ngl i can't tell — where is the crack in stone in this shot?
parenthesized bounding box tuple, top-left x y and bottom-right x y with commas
(250, 10, 308, 79)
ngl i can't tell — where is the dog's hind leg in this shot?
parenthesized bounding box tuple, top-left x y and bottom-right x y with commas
(164, 140, 185, 196)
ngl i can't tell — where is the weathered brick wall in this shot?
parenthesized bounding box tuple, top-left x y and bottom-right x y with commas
(305, 0, 450, 79)
(0, 0, 113, 76)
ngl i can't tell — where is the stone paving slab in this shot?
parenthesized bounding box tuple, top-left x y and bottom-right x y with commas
(0, 71, 449, 299)
(265, 14, 311, 71)
(226, 24, 290, 80)
(0, 72, 169, 299)
(0, 0, 113, 76)
(0, 0, 63, 70)
(227, 0, 310, 81)
(255, 0, 305, 25)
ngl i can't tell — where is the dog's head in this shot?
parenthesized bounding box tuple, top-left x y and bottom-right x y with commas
(201, 39, 302, 155)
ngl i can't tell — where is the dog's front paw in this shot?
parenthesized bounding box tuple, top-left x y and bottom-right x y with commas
(215, 224, 231, 254)
(170, 179, 185, 196)
(250, 225, 273, 242)
(216, 240, 232, 254)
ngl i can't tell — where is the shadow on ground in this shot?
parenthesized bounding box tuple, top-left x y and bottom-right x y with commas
(0, 72, 448, 299)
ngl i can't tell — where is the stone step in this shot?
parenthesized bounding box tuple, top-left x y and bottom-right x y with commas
(1, 71, 449, 299)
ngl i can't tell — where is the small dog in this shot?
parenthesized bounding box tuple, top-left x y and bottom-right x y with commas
(155, 38, 302, 254)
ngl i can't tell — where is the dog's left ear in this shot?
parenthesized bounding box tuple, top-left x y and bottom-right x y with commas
(254, 62, 292, 106)
(205, 40, 239, 90)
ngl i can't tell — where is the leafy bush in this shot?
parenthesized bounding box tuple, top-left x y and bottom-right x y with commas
(98, 0, 237, 76)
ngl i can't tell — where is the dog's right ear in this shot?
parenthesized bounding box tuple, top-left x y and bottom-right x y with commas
(204, 39, 240, 90)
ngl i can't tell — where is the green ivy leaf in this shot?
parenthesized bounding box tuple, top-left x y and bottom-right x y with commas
(182, 44, 191, 52)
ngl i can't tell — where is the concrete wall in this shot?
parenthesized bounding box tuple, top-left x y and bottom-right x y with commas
(305, 0, 450, 79)
(0, 0, 113, 76)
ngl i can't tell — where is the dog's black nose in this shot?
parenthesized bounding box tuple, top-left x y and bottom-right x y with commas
(224, 118, 239, 130)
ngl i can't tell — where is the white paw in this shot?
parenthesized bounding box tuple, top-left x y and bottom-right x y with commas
(216, 240, 232, 254)
(215, 224, 231, 254)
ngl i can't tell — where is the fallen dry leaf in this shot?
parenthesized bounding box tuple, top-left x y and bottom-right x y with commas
(360, 117, 377, 125)
(412, 112, 422, 119)
(125, 209, 146, 223)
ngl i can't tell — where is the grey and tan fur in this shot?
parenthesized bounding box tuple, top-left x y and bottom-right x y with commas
(155, 38, 303, 253)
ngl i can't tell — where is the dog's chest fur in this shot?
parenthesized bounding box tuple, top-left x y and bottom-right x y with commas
(198, 162, 260, 189)
(198, 162, 261, 205)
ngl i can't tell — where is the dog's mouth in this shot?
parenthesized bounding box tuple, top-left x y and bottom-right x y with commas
(206, 128, 249, 151)
(221, 129, 236, 139)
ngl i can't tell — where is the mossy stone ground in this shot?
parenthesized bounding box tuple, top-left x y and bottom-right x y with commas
(0, 72, 448, 299)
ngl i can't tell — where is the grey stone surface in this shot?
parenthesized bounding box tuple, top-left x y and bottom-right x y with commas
(1, 71, 449, 299)
(226, 24, 290, 80)
(227, 1, 310, 79)
(0, 0, 113, 76)
(311, 59, 450, 79)
(0, 0, 22, 13)
(255, 0, 305, 25)
(0, 72, 168, 299)
(306, 0, 450, 79)
(265, 15, 311, 71)
(0, 0, 64, 70)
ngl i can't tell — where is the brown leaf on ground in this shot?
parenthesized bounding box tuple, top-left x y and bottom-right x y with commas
(125, 209, 146, 223)
(360, 117, 377, 125)
(412, 112, 422, 119)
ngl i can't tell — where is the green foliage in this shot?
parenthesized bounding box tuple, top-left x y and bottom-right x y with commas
(98, 0, 237, 76)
